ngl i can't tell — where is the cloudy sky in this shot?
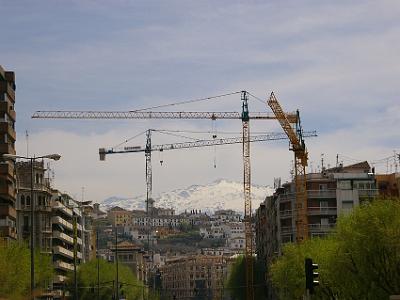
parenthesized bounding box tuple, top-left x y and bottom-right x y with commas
(1, 0, 399, 203)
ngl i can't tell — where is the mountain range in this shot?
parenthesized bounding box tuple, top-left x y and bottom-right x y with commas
(101, 179, 275, 214)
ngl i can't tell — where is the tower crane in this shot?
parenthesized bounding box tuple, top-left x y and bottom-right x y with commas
(32, 91, 302, 300)
(267, 92, 309, 242)
(99, 129, 317, 215)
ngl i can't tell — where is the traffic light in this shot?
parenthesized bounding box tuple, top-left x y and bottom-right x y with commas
(305, 258, 319, 294)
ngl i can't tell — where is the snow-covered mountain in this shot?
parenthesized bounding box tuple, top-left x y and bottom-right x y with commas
(101, 179, 275, 214)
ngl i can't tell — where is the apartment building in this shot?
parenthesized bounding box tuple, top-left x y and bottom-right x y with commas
(376, 173, 400, 198)
(275, 161, 377, 244)
(255, 161, 379, 300)
(108, 206, 133, 227)
(108, 240, 147, 281)
(16, 160, 53, 253)
(0, 65, 17, 242)
(161, 255, 226, 300)
(52, 191, 84, 299)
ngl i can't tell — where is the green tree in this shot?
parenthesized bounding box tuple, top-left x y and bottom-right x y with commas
(226, 255, 267, 300)
(0, 241, 53, 300)
(66, 258, 145, 300)
(270, 199, 400, 299)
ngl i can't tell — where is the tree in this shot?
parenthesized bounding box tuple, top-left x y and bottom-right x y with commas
(270, 199, 400, 299)
(0, 241, 53, 300)
(226, 255, 267, 300)
(66, 258, 145, 300)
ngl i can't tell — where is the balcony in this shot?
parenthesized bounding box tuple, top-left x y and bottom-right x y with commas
(52, 216, 73, 231)
(308, 223, 335, 232)
(54, 274, 67, 283)
(0, 102, 16, 121)
(307, 190, 336, 199)
(0, 122, 16, 141)
(36, 205, 52, 213)
(0, 204, 16, 219)
(53, 245, 82, 260)
(358, 189, 379, 198)
(53, 230, 82, 245)
(54, 260, 74, 272)
(0, 185, 15, 198)
(0, 163, 14, 180)
(0, 225, 17, 239)
(278, 193, 295, 203)
(0, 81, 15, 100)
(0, 143, 15, 155)
(280, 226, 293, 234)
(279, 209, 292, 218)
(307, 207, 337, 216)
(53, 202, 73, 217)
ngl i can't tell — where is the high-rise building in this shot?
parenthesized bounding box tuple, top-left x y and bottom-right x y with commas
(0, 65, 17, 242)
(16, 160, 53, 254)
(52, 191, 85, 299)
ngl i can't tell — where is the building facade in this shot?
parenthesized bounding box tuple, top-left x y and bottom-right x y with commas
(255, 161, 380, 299)
(161, 255, 226, 300)
(16, 160, 53, 253)
(0, 65, 17, 242)
(52, 191, 85, 299)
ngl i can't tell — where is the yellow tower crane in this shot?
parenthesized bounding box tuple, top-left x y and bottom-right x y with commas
(267, 92, 309, 242)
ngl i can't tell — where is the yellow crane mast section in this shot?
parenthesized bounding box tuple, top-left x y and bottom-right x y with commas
(267, 92, 309, 242)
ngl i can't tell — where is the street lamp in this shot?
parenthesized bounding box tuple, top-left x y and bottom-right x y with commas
(1, 153, 61, 298)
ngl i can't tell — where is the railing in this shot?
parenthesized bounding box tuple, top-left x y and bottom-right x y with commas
(53, 202, 73, 217)
(36, 205, 52, 212)
(52, 216, 73, 231)
(279, 193, 295, 202)
(280, 226, 293, 234)
(307, 207, 337, 215)
(53, 245, 82, 259)
(308, 223, 335, 232)
(280, 210, 292, 218)
(358, 189, 379, 198)
(307, 190, 336, 198)
(53, 230, 83, 245)
(54, 260, 74, 271)
(53, 274, 67, 283)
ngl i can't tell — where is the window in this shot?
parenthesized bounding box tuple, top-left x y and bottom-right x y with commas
(342, 201, 353, 209)
(21, 195, 25, 206)
(320, 201, 329, 208)
(26, 196, 31, 206)
(338, 180, 351, 190)
(319, 184, 328, 190)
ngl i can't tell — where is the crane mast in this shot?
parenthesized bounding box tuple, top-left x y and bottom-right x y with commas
(145, 129, 152, 216)
(267, 92, 309, 242)
(241, 91, 254, 300)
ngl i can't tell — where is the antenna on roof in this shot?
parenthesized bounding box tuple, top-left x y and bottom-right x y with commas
(25, 130, 29, 157)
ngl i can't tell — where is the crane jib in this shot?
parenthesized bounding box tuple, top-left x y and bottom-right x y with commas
(32, 111, 298, 122)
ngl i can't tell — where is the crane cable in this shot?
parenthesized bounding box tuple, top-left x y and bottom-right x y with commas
(131, 91, 242, 112)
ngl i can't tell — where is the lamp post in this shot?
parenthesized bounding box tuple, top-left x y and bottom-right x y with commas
(1, 153, 61, 299)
